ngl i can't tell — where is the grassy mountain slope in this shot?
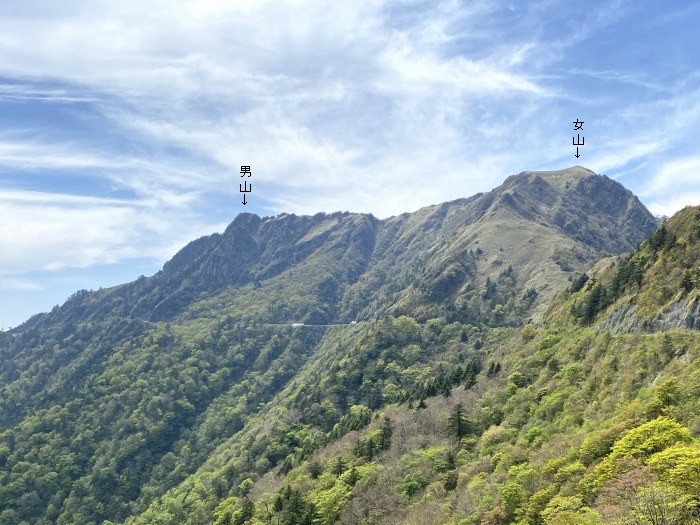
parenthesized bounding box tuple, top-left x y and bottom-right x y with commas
(0, 168, 661, 524)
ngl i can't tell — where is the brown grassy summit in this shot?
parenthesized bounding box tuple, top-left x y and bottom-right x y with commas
(374, 166, 657, 322)
(509, 165, 596, 187)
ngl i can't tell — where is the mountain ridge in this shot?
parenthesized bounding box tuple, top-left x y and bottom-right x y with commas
(12, 166, 656, 333)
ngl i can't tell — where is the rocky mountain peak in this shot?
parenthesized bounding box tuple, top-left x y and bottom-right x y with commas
(12, 167, 657, 330)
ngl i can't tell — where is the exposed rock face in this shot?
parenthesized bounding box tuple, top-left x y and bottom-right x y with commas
(655, 298, 700, 331)
(582, 204, 700, 333)
(600, 300, 700, 332)
(601, 296, 700, 332)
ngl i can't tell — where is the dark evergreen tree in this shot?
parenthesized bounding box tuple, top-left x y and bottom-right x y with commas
(331, 456, 345, 476)
(443, 470, 458, 491)
(441, 382, 452, 398)
(449, 366, 464, 385)
(345, 467, 359, 486)
(447, 402, 471, 441)
(379, 416, 393, 451)
(233, 499, 254, 525)
(307, 460, 322, 480)
(682, 269, 694, 292)
(570, 272, 589, 292)
(464, 370, 477, 389)
(487, 361, 501, 377)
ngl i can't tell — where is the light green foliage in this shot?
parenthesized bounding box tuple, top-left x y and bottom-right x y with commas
(392, 315, 421, 343)
(238, 478, 254, 497)
(541, 496, 600, 525)
(622, 482, 698, 525)
(579, 419, 639, 465)
(415, 446, 453, 473)
(646, 444, 700, 495)
(479, 425, 515, 453)
(544, 510, 601, 525)
(212, 497, 254, 525)
(522, 485, 558, 525)
(399, 472, 428, 498)
(403, 344, 422, 365)
(501, 482, 526, 521)
(583, 417, 694, 498)
(521, 324, 538, 342)
(555, 461, 586, 483)
(646, 378, 683, 419)
(312, 482, 351, 525)
(608, 417, 692, 461)
(508, 370, 527, 388)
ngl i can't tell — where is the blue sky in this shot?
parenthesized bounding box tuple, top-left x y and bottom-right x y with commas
(1, 0, 700, 328)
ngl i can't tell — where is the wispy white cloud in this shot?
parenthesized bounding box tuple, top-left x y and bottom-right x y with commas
(0, 0, 698, 310)
(564, 69, 670, 92)
(645, 156, 700, 195)
(646, 192, 700, 218)
(0, 83, 98, 103)
(0, 189, 222, 275)
(640, 155, 700, 216)
(0, 138, 109, 170)
(0, 189, 139, 206)
(0, 210, 219, 276)
(0, 277, 43, 291)
(0, 135, 214, 208)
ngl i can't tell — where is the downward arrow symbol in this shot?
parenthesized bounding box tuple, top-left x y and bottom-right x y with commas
(575, 147, 580, 158)
(242, 194, 247, 205)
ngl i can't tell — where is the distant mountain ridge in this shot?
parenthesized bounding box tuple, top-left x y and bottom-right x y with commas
(17, 166, 656, 333)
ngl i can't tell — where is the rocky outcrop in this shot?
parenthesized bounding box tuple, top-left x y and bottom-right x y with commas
(600, 295, 700, 333)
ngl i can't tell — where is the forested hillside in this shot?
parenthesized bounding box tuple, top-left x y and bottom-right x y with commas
(2, 168, 689, 525)
(124, 207, 700, 524)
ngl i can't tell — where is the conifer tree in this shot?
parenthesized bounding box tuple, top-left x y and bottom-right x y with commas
(379, 416, 393, 451)
(345, 467, 359, 486)
(307, 460, 322, 479)
(331, 456, 346, 476)
(447, 402, 471, 440)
